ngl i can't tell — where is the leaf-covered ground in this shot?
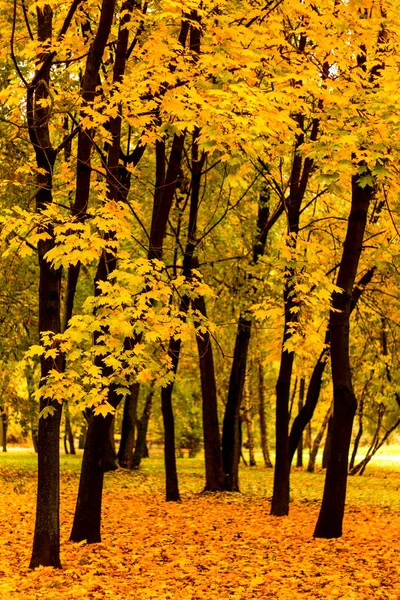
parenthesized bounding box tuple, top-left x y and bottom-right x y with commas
(0, 452, 399, 599)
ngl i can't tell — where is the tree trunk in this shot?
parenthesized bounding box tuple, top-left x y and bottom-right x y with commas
(70, 412, 114, 543)
(104, 416, 118, 472)
(307, 404, 332, 472)
(222, 191, 281, 490)
(296, 378, 305, 467)
(1, 411, 7, 452)
(161, 384, 181, 501)
(244, 371, 256, 466)
(193, 294, 225, 491)
(222, 317, 251, 491)
(257, 357, 273, 468)
(69, 0, 132, 544)
(64, 401, 75, 455)
(349, 394, 364, 471)
(288, 268, 374, 466)
(28, 4, 64, 568)
(131, 388, 153, 469)
(314, 168, 373, 539)
(118, 383, 139, 468)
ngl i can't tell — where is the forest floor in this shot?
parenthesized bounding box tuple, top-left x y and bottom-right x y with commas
(0, 450, 399, 599)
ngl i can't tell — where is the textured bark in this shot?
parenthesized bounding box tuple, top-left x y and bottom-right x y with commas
(314, 170, 373, 539)
(118, 383, 139, 468)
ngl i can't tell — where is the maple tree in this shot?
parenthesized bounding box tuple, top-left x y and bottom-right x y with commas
(1, 0, 400, 577)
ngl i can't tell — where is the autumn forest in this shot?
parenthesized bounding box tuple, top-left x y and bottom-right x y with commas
(1, 0, 400, 597)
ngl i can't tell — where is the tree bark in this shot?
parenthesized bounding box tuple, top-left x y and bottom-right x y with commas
(222, 317, 251, 491)
(70, 412, 114, 542)
(193, 294, 225, 491)
(307, 404, 332, 472)
(28, 3, 67, 569)
(131, 388, 153, 469)
(296, 378, 305, 467)
(244, 371, 256, 466)
(258, 358, 273, 468)
(222, 192, 282, 490)
(288, 267, 374, 466)
(118, 383, 139, 468)
(314, 168, 373, 538)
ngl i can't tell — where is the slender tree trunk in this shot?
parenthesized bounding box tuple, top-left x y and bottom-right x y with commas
(132, 388, 153, 469)
(296, 378, 305, 467)
(118, 383, 139, 468)
(222, 317, 251, 491)
(244, 371, 256, 466)
(28, 4, 65, 568)
(288, 267, 374, 466)
(349, 395, 364, 471)
(104, 416, 118, 472)
(307, 404, 332, 472)
(257, 356, 273, 468)
(69, 0, 130, 544)
(64, 401, 75, 455)
(193, 294, 225, 491)
(222, 192, 281, 490)
(314, 168, 373, 539)
(1, 411, 7, 452)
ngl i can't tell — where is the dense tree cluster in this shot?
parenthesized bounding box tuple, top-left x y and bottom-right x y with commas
(1, 0, 400, 568)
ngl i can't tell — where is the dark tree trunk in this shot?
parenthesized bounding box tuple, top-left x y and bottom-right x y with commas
(161, 385, 180, 501)
(307, 404, 332, 472)
(70, 412, 114, 543)
(193, 294, 225, 491)
(349, 394, 364, 471)
(288, 267, 374, 466)
(314, 169, 373, 539)
(104, 416, 118, 472)
(296, 378, 305, 467)
(118, 383, 139, 468)
(69, 0, 131, 544)
(131, 388, 153, 469)
(222, 317, 251, 491)
(244, 372, 256, 466)
(289, 350, 327, 466)
(64, 402, 75, 455)
(271, 102, 320, 516)
(161, 342, 181, 501)
(258, 358, 273, 468)
(1, 411, 7, 452)
(28, 3, 67, 568)
(222, 192, 281, 490)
